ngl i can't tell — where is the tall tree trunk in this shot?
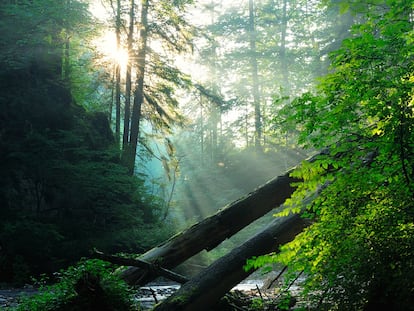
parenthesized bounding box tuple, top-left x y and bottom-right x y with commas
(115, 0, 122, 146)
(210, 103, 218, 162)
(124, 0, 149, 174)
(120, 167, 302, 284)
(123, 0, 135, 149)
(153, 213, 308, 311)
(280, 0, 290, 96)
(200, 93, 205, 165)
(108, 68, 115, 123)
(245, 102, 249, 147)
(249, 0, 262, 151)
(208, 2, 221, 161)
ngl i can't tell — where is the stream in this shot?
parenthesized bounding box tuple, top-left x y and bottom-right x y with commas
(0, 280, 265, 309)
(136, 280, 265, 309)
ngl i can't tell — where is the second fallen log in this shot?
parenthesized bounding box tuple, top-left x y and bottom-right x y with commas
(153, 213, 308, 311)
(120, 171, 301, 285)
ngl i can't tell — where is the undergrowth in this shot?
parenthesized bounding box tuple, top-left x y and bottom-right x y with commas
(12, 259, 139, 311)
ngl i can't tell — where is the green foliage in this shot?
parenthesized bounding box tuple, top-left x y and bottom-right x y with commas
(0, 0, 90, 73)
(0, 0, 173, 284)
(14, 259, 138, 311)
(276, 291, 294, 311)
(251, 0, 414, 309)
(249, 297, 264, 310)
(0, 87, 169, 281)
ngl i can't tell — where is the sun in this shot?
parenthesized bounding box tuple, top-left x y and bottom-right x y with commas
(95, 32, 129, 72)
(89, 0, 129, 71)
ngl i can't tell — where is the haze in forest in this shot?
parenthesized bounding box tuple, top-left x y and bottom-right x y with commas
(87, 0, 328, 225)
(1, 1, 414, 310)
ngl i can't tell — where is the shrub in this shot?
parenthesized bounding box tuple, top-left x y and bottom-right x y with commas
(15, 259, 139, 311)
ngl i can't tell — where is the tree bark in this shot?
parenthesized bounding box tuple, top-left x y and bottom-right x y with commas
(124, 0, 149, 174)
(248, 0, 262, 151)
(153, 213, 308, 311)
(120, 167, 302, 285)
(280, 0, 290, 96)
(122, 0, 135, 149)
(115, 0, 122, 146)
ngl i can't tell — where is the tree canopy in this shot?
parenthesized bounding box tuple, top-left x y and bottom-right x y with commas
(249, 0, 414, 309)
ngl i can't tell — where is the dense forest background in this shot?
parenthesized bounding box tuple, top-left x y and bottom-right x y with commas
(0, 0, 413, 310)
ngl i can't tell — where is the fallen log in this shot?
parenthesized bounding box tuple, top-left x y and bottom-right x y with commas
(153, 213, 308, 311)
(92, 250, 189, 284)
(120, 169, 302, 285)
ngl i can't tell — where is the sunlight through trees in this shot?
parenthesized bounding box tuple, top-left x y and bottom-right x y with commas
(1, 0, 413, 309)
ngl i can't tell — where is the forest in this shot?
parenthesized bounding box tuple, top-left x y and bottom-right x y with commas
(0, 0, 413, 310)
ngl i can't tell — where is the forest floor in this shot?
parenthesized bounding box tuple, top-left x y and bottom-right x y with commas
(0, 275, 307, 310)
(0, 282, 275, 310)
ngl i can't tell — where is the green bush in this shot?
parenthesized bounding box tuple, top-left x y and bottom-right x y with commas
(15, 259, 139, 311)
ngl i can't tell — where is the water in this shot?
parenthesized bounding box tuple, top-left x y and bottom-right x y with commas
(135, 280, 265, 309)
